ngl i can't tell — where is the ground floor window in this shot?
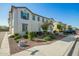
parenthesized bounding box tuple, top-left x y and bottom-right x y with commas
(22, 24, 28, 32)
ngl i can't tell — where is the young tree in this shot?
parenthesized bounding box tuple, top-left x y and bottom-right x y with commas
(57, 24, 62, 32)
(41, 22, 49, 33)
(41, 21, 53, 32)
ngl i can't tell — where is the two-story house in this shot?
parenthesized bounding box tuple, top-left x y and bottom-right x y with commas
(8, 6, 54, 35)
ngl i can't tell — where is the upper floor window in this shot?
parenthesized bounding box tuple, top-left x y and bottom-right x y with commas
(38, 16, 40, 21)
(32, 15, 35, 20)
(21, 11, 29, 20)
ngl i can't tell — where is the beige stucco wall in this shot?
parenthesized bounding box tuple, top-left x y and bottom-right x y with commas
(10, 7, 47, 35)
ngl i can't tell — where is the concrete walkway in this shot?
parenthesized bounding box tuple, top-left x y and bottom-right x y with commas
(0, 32, 10, 56)
(12, 35, 76, 56)
(0, 32, 6, 48)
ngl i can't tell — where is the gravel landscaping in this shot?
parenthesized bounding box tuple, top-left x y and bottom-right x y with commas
(8, 34, 65, 55)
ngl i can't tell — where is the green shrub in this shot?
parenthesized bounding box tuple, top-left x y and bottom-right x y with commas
(25, 32, 28, 35)
(9, 35, 15, 38)
(48, 34, 56, 39)
(28, 32, 35, 41)
(16, 39, 19, 43)
(14, 33, 19, 36)
(14, 35, 21, 40)
(33, 32, 37, 37)
(23, 34, 28, 39)
(44, 36, 52, 41)
(43, 34, 56, 41)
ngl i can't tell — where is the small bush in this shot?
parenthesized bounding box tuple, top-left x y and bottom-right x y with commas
(44, 36, 52, 41)
(25, 32, 28, 35)
(16, 39, 20, 43)
(9, 35, 15, 38)
(14, 35, 21, 40)
(43, 33, 56, 41)
(48, 34, 56, 39)
(23, 34, 28, 39)
(33, 32, 37, 37)
(14, 33, 19, 36)
(28, 32, 35, 41)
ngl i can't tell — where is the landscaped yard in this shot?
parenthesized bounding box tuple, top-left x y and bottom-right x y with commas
(8, 32, 65, 55)
(8, 21, 70, 55)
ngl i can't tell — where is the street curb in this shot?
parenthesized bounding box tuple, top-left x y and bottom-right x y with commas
(72, 39, 79, 56)
(64, 37, 77, 56)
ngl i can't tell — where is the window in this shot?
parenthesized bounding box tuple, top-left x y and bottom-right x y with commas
(32, 15, 35, 20)
(21, 11, 29, 20)
(42, 17, 44, 22)
(26, 13, 29, 20)
(38, 16, 40, 21)
(22, 24, 28, 32)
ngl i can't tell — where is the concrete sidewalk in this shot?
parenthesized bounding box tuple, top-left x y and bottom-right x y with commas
(0, 32, 6, 48)
(0, 32, 10, 56)
(12, 35, 76, 56)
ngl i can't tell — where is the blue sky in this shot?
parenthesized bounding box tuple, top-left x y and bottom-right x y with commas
(0, 3, 79, 28)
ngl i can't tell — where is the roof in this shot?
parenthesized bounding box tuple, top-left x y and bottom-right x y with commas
(11, 5, 54, 20)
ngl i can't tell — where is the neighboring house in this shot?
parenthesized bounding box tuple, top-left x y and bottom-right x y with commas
(53, 21, 65, 32)
(53, 21, 60, 32)
(8, 6, 54, 35)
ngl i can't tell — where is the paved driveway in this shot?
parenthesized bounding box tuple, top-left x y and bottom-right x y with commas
(0, 32, 6, 48)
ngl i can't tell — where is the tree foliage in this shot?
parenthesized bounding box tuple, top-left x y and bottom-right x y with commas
(41, 21, 53, 32)
(57, 24, 62, 31)
(41, 22, 50, 32)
